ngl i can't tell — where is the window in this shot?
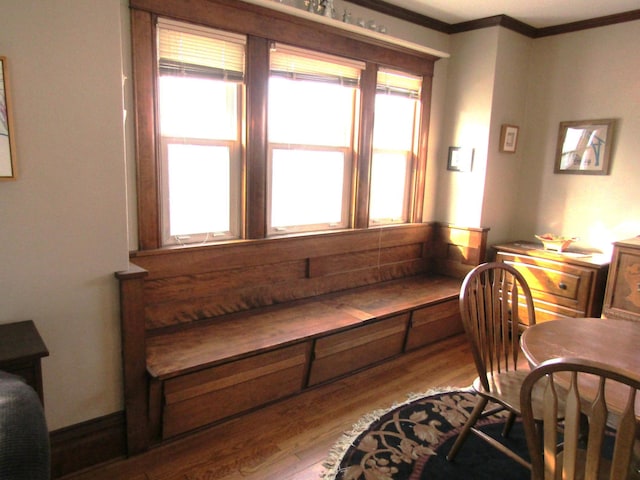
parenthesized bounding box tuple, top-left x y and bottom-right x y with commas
(130, 4, 435, 250)
(157, 19, 245, 245)
(370, 69, 422, 225)
(267, 45, 363, 234)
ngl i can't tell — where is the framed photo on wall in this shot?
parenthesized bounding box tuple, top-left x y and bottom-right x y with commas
(447, 146, 474, 172)
(499, 124, 519, 153)
(0, 56, 17, 180)
(554, 118, 615, 175)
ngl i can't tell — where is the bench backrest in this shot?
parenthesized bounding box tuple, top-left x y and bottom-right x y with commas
(118, 223, 488, 333)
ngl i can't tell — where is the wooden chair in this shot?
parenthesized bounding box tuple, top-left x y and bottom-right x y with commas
(520, 357, 640, 480)
(446, 262, 537, 469)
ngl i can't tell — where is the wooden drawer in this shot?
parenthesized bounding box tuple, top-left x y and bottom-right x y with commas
(162, 343, 308, 438)
(307, 314, 409, 386)
(516, 298, 582, 325)
(405, 300, 462, 351)
(497, 253, 594, 314)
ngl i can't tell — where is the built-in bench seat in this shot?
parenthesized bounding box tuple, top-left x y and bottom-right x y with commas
(116, 223, 488, 454)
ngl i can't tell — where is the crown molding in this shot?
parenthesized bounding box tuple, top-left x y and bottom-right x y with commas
(345, 0, 640, 38)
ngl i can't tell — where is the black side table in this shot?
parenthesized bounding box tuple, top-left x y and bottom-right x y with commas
(0, 320, 49, 405)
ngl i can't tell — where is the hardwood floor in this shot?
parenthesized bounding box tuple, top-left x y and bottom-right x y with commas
(63, 334, 477, 480)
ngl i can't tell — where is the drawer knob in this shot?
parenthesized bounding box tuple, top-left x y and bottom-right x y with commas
(558, 282, 567, 290)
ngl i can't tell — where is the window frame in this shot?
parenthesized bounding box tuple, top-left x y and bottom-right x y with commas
(129, 0, 437, 250)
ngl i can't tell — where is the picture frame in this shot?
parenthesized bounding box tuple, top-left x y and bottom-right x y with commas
(0, 56, 17, 180)
(499, 124, 519, 153)
(554, 118, 615, 175)
(447, 146, 474, 172)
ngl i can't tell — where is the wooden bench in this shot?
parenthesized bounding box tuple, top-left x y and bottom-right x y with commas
(116, 223, 488, 454)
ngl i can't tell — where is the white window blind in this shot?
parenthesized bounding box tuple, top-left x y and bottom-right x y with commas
(270, 43, 365, 86)
(376, 68, 422, 98)
(157, 18, 246, 81)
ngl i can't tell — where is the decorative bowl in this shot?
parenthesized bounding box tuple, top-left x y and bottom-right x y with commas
(535, 234, 577, 252)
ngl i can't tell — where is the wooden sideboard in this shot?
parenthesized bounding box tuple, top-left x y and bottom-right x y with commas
(602, 236, 640, 322)
(493, 242, 609, 323)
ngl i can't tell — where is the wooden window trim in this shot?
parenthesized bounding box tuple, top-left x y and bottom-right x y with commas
(130, 0, 437, 250)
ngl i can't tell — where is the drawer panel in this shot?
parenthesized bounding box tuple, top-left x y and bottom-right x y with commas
(162, 343, 308, 438)
(405, 300, 462, 351)
(497, 253, 594, 312)
(308, 313, 409, 386)
(516, 298, 582, 325)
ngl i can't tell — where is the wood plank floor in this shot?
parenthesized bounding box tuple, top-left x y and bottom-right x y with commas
(63, 334, 477, 480)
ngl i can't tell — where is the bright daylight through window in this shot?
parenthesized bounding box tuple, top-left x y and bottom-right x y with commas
(148, 18, 427, 247)
(370, 69, 422, 225)
(268, 44, 363, 234)
(157, 19, 245, 245)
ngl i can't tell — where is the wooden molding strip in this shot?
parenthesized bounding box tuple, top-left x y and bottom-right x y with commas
(50, 411, 126, 478)
(345, 0, 640, 38)
(535, 9, 640, 38)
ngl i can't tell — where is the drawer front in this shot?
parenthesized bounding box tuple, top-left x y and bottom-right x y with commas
(405, 300, 462, 351)
(162, 343, 308, 438)
(516, 298, 581, 325)
(497, 253, 594, 313)
(308, 314, 409, 386)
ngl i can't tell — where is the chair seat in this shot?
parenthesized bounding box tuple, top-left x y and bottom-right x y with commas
(473, 370, 549, 419)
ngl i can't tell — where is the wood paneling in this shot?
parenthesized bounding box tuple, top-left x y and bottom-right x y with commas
(432, 224, 489, 278)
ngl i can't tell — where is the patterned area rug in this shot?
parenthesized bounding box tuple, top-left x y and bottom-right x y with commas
(322, 389, 531, 480)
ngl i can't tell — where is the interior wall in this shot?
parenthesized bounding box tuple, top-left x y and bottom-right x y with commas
(514, 20, 640, 254)
(0, 0, 130, 429)
(433, 27, 498, 227)
(481, 28, 532, 245)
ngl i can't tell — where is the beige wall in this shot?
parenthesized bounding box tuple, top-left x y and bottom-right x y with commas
(0, 0, 130, 429)
(515, 21, 640, 254)
(432, 28, 498, 226)
(435, 20, 640, 255)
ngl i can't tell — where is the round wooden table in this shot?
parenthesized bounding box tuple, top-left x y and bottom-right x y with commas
(520, 317, 640, 419)
(520, 317, 640, 373)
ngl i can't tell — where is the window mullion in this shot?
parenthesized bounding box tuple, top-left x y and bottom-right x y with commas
(245, 35, 270, 239)
(354, 63, 377, 229)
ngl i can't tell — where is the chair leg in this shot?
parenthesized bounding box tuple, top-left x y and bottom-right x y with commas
(447, 396, 489, 462)
(502, 411, 516, 437)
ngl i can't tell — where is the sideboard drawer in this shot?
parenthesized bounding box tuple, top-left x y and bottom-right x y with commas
(498, 253, 594, 313)
(308, 313, 409, 386)
(493, 242, 609, 322)
(162, 343, 308, 438)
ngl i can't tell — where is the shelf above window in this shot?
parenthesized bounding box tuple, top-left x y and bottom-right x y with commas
(241, 0, 450, 59)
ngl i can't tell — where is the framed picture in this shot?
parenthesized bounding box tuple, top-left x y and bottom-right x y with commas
(554, 119, 615, 175)
(0, 56, 16, 180)
(499, 124, 519, 153)
(447, 146, 474, 172)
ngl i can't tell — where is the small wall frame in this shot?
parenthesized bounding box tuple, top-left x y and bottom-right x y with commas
(447, 146, 474, 172)
(0, 56, 17, 180)
(554, 119, 615, 175)
(499, 124, 519, 153)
